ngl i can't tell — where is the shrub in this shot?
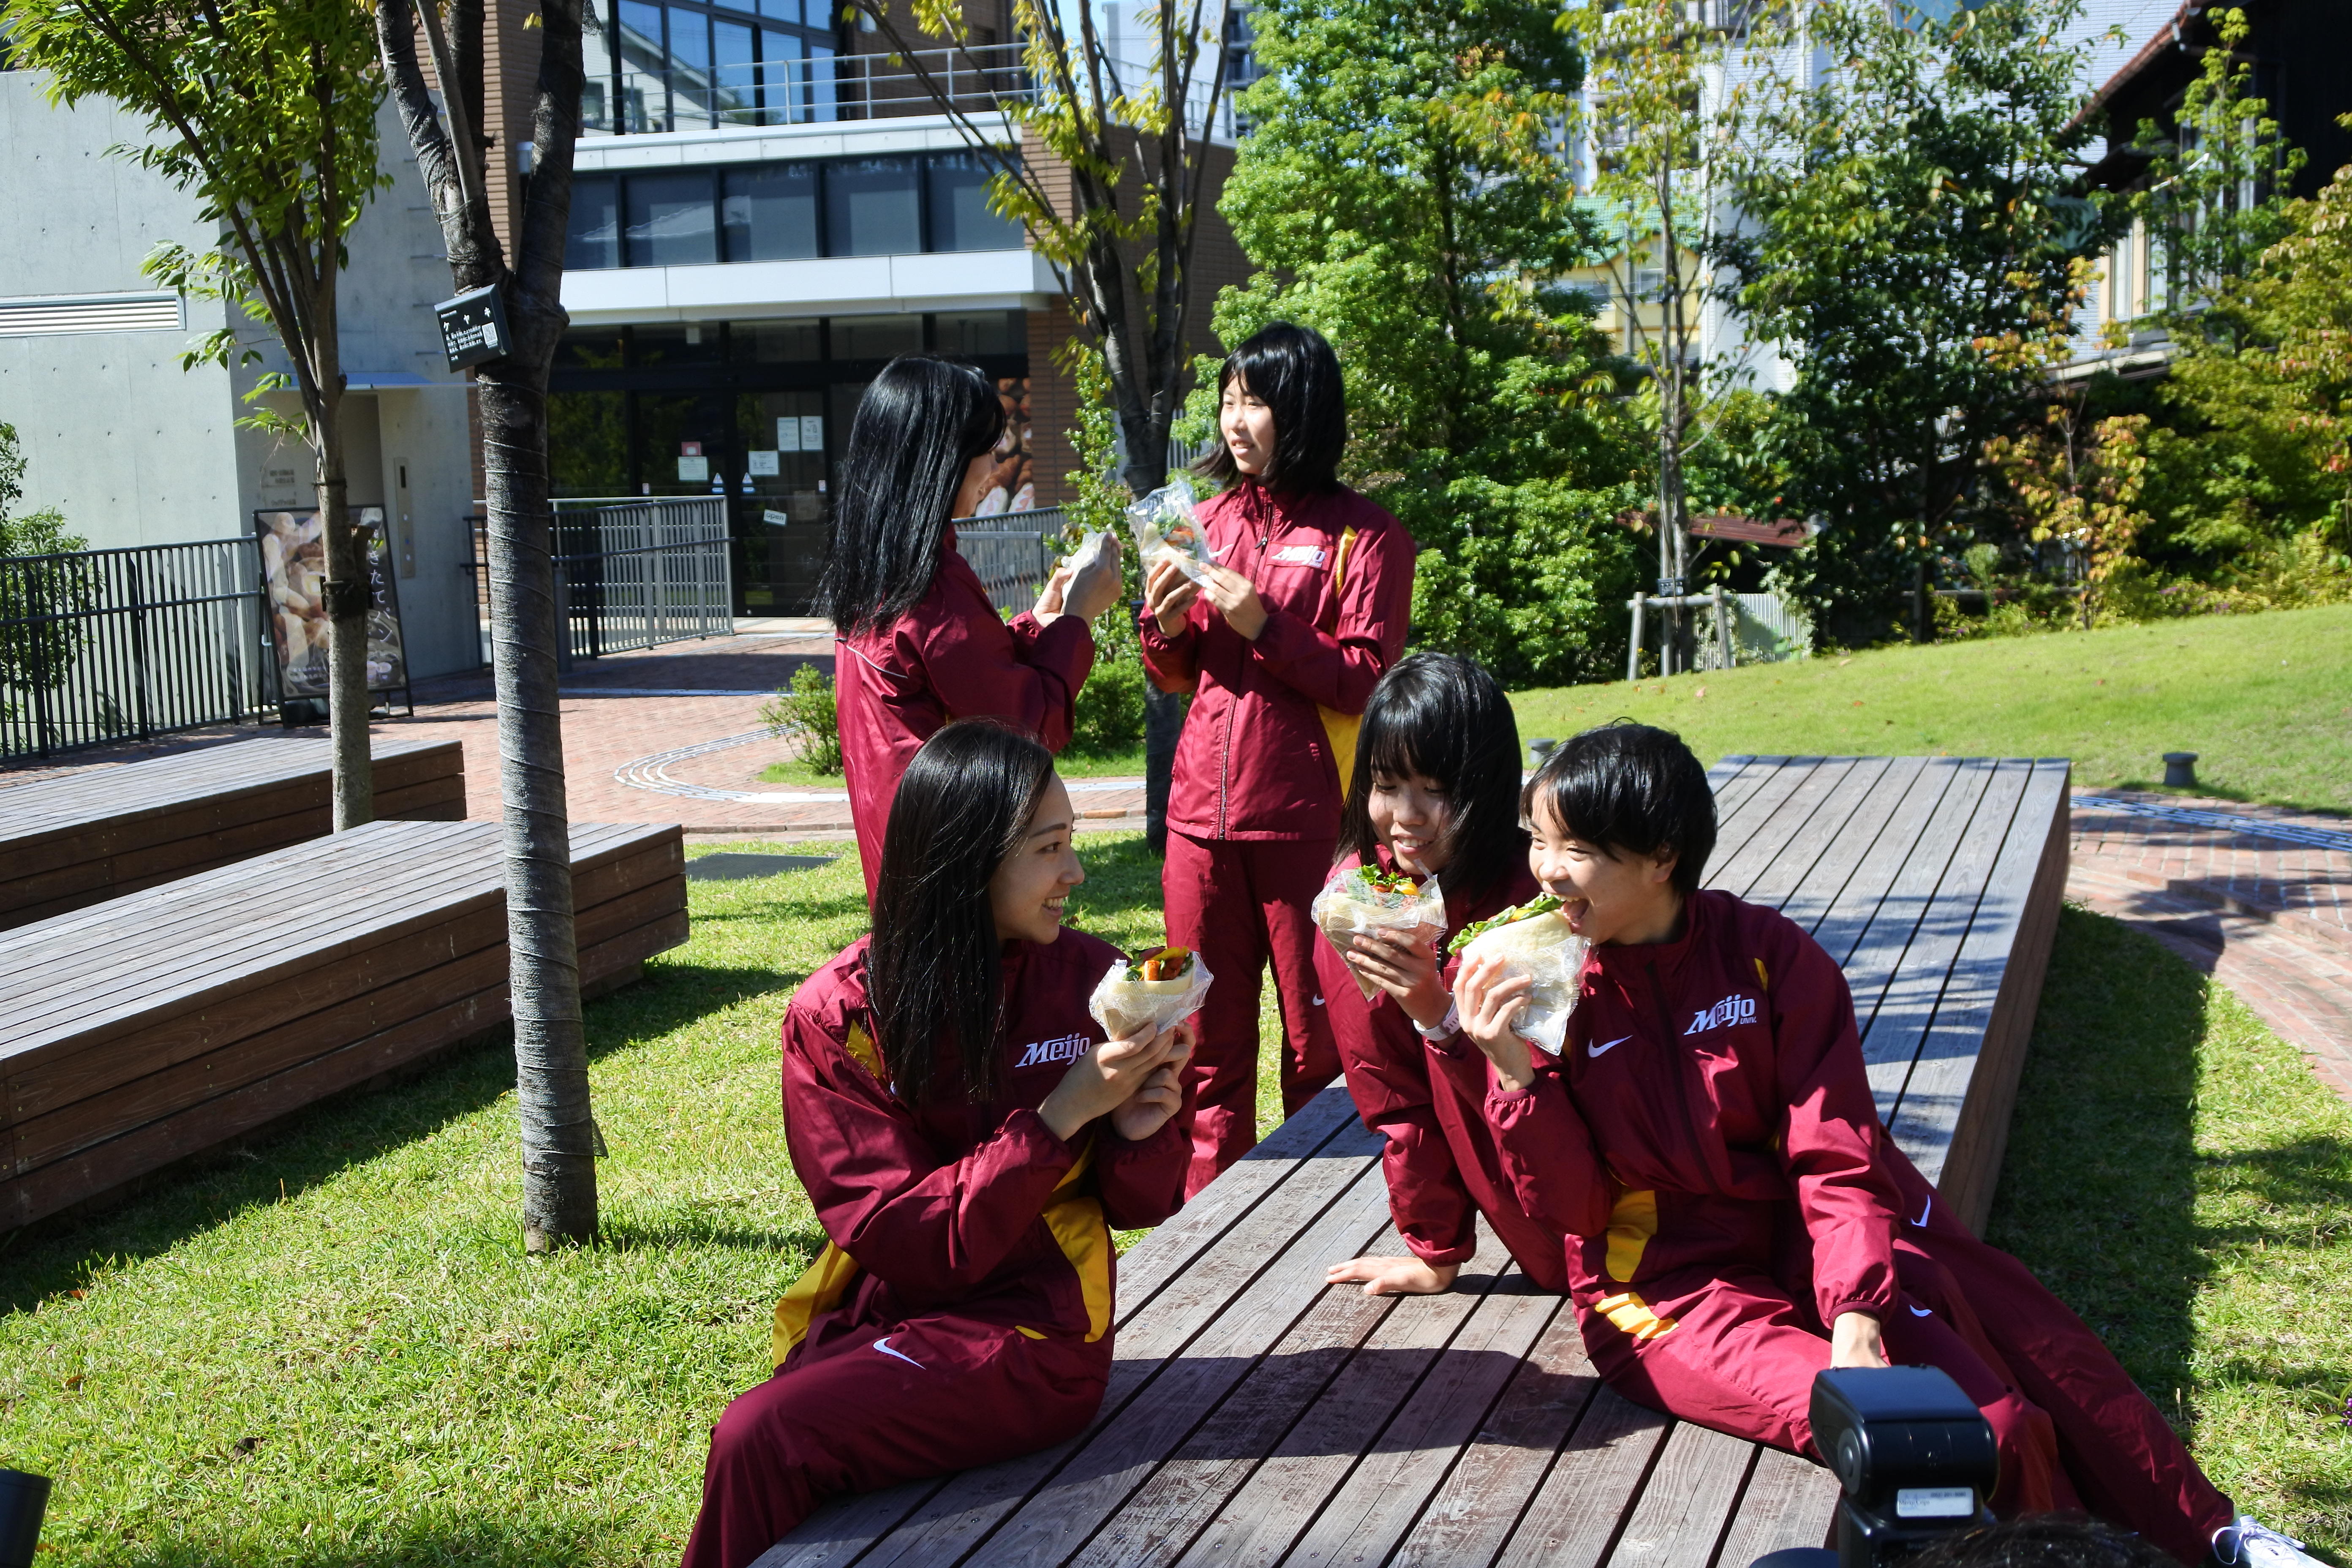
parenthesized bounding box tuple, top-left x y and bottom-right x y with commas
(1070, 655, 1144, 757)
(760, 663, 841, 775)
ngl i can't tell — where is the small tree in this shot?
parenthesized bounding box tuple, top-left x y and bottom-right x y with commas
(376, 0, 601, 1250)
(13, 0, 389, 825)
(1723, 0, 2118, 647)
(1986, 406, 2152, 629)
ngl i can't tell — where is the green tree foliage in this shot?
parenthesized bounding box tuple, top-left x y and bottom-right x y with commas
(1206, 0, 1646, 686)
(0, 423, 83, 561)
(1723, 0, 2116, 648)
(760, 663, 843, 775)
(0, 422, 92, 707)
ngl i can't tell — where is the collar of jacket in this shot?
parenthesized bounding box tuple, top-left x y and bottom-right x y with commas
(1587, 888, 1707, 990)
(1232, 479, 1329, 536)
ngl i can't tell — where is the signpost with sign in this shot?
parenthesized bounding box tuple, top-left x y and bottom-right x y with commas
(434, 284, 512, 372)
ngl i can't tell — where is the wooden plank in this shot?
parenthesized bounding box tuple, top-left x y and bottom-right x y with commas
(1766, 757, 1930, 938)
(1731, 757, 1895, 916)
(1385, 1314, 1605, 1568)
(762, 1126, 1389, 1568)
(1854, 762, 2033, 1120)
(1707, 758, 1821, 862)
(1704, 757, 1773, 822)
(1491, 1386, 1674, 1568)
(1276, 1279, 1567, 1568)
(1154, 1233, 1523, 1568)
(1887, 762, 2071, 1225)
(1711, 1448, 1839, 1568)
(1705, 759, 1862, 901)
(1605, 1420, 1756, 1568)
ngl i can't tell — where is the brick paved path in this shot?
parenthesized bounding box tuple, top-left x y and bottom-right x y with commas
(2068, 790, 2352, 1106)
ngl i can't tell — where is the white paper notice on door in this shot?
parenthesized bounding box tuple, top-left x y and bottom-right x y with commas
(677, 455, 709, 482)
(747, 450, 781, 476)
(799, 416, 824, 452)
(776, 418, 801, 452)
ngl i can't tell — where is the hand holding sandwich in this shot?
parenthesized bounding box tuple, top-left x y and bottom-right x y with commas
(1038, 1018, 1194, 1143)
(1456, 952, 1538, 1094)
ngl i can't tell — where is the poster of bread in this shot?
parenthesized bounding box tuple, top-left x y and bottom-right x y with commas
(254, 507, 407, 696)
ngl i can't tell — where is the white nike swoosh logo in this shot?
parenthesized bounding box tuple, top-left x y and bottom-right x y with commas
(1312, 996, 1325, 1006)
(1910, 1306, 1932, 1317)
(1589, 1034, 1633, 1058)
(1912, 1196, 1932, 1227)
(873, 1336, 923, 1369)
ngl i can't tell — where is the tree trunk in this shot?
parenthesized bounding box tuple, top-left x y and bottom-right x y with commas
(479, 362, 596, 1251)
(310, 300, 375, 829)
(1120, 401, 1181, 858)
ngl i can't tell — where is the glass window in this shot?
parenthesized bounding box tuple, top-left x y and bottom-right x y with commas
(581, 7, 615, 131)
(830, 315, 923, 360)
(758, 0, 802, 22)
(722, 163, 819, 261)
(759, 29, 803, 125)
(554, 327, 627, 370)
(827, 156, 920, 256)
(806, 43, 837, 122)
(926, 151, 1023, 252)
(935, 311, 1022, 357)
(617, 0, 667, 131)
(549, 391, 630, 497)
(714, 21, 756, 125)
(668, 5, 713, 126)
(625, 172, 718, 267)
(730, 319, 824, 362)
(566, 177, 621, 270)
(630, 323, 727, 367)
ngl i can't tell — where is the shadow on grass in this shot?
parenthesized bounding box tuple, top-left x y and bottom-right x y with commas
(598, 1212, 830, 1256)
(104, 1516, 608, 1568)
(2108, 778, 2350, 821)
(0, 960, 789, 1319)
(1987, 906, 2205, 1405)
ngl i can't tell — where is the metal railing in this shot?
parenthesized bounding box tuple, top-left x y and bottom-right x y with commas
(592, 41, 1036, 133)
(956, 506, 1067, 615)
(465, 496, 735, 668)
(0, 537, 270, 762)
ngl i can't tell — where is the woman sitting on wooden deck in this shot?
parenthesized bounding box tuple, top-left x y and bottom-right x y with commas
(1451, 722, 2320, 1568)
(681, 722, 1195, 1568)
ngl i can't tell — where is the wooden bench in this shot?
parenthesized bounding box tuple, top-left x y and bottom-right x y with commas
(758, 754, 2074, 1568)
(0, 734, 467, 932)
(0, 819, 687, 1230)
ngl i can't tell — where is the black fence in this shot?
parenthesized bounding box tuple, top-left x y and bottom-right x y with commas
(0, 538, 271, 763)
(956, 506, 1068, 614)
(462, 495, 735, 668)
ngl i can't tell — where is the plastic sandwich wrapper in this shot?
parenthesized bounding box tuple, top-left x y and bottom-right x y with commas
(1310, 865, 1448, 1001)
(1089, 946, 1216, 1040)
(1447, 898, 1591, 1055)
(1125, 481, 1220, 584)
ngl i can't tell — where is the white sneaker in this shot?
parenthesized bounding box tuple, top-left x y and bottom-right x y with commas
(2213, 1516, 2325, 1568)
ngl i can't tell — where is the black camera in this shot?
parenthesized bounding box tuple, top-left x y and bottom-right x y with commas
(1754, 1366, 1999, 1568)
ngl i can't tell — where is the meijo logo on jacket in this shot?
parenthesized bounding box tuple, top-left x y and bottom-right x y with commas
(1014, 1033, 1093, 1070)
(1270, 544, 1328, 568)
(1684, 994, 1759, 1035)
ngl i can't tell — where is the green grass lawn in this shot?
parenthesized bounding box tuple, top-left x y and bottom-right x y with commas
(756, 745, 1145, 787)
(1511, 603, 2352, 815)
(3, 844, 2344, 1563)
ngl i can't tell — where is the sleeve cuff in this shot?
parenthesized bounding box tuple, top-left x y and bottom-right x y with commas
(1002, 1105, 1086, 1164)
(1820, 1295, 1892, 1324)
(1405, 1235, 1476, 1268)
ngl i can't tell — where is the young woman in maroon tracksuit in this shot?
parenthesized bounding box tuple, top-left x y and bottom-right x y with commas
(1140, 323, 1416, 1194)
(824, 356, 1125, 899)
(1312, 653, 1582, 1297)
(1454, 724, 2319, 1568)
(682, 722, 1193, 1568)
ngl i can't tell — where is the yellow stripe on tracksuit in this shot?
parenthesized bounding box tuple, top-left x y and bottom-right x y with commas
(1595, 1187, 1677, 1342)
(771, 1128, 1113, 1368)
(1315, 525, 1363, 789)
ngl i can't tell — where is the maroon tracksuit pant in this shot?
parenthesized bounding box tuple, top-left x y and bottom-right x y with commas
(681, 1312, 1106, 1568)
(1162, 831, 1341, 1195)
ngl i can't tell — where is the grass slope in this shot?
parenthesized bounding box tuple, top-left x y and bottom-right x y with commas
(1991, 908, 2352, 1560)
(1510, 604, 2352, 814)
(757, 746, 1146, 787)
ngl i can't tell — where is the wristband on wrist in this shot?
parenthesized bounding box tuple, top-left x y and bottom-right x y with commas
(1415, 1000, 1460, 1041)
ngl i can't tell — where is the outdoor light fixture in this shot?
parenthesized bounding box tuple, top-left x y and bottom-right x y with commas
(2163, 751, 2199, 789)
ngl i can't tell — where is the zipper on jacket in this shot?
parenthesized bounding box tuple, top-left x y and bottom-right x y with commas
(1646, 961, 1715, 1166)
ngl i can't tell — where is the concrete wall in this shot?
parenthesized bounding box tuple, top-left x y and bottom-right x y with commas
(0, 77, 481, 678)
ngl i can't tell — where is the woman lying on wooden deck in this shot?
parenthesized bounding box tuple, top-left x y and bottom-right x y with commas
(682, 722, 1194, 1568)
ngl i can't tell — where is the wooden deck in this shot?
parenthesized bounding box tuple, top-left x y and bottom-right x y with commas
(758, 754, 2074, 1568)
(0, 734, 467, 932)
(0, 819, 687, 1230)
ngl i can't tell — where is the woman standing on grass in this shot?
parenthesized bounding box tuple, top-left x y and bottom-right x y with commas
(823, 355, 1125, 900)
(1312, 653, 1585, 1297)
(681, 721, 1192, 1568)
(1140, 322, 1416, 1195)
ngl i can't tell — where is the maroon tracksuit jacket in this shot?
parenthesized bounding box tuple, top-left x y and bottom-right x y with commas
(836, 528, 1094, 898)
(1141, 482, 1415, 1189)
(1490, 889, 2231, 1565)
(1315, 850, 1577, 1290)
(682, 928, 1189, 1568)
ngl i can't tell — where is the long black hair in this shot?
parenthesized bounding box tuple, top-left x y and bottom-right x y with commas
(819, 354, 1008, 638)
(867, 720, 1056, 1105)
(1192, 322, 1346, 495)
(1521, 721, 1718, 896)
(1335, 652, 1528, 908)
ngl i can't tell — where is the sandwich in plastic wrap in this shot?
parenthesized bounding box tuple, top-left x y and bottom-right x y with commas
(1125, 482, 1218, 584)
(1310, 864, 1448, 1000)
(1089, 944, 1215, 1040)
(1447, 895, 1590, 1055)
